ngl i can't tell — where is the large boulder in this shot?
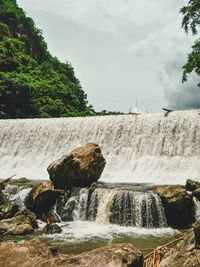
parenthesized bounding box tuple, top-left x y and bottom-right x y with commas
(154, 185, 195, 228)
(0, 209, 38, 235)
(25, 181, 62, 215)
(186, 179, 200, 192)
(47, 143, 106, 189)
(0, 240, 143, 267)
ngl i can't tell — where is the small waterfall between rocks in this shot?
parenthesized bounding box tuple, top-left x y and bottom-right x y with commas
(2, 184, 180, 242)
(62, 188, 167, 228)
(4, 184, 32, 209)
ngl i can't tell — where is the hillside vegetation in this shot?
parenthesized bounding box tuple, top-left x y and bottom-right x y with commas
(0, 0, 93, 118)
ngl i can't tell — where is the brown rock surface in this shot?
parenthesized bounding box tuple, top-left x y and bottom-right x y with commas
(47, 143, 106, 189)
(0, 239, 143, 267)
(154, 185, 194, 228)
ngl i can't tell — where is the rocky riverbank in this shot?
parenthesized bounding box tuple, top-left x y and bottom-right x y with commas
(0, 239, 143, 267)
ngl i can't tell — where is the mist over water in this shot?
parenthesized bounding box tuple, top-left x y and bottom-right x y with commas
(1, 109, 200, 184)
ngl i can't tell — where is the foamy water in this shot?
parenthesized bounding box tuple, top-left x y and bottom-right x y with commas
(42, 221, 178, 242)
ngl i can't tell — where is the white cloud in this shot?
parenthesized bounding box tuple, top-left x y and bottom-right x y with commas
(17, 0, 197, 112)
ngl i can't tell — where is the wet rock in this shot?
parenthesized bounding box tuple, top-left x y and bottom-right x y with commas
(186, 179, 200, 192)
(42, 223, 62, 234)
(154, 185, 195, 228)
(0, 239, 143, 267)
(48, 143, 106, 190)
(25, 181, 62, 214)
(0, 209, 38, 235)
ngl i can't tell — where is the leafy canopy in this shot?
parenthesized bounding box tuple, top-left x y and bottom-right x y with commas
(180, 0, 200, 86)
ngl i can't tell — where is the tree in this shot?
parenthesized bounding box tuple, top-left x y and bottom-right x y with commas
(180, 0, 200, 86)
(0, 0, 93, 118)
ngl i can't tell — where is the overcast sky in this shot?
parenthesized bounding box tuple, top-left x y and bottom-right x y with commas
(17, 0, 198, 112)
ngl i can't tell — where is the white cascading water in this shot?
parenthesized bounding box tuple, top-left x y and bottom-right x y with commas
(1, 109, 200, 184)
(71, 188, 167, 228)
(3, 184, 32, 209)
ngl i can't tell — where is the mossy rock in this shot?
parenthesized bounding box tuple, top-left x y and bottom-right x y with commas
(0, 209, 38, 235)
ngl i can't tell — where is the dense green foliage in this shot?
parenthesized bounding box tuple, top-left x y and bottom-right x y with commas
(180, 0, 200, 86)
(0, 0, 94, 118)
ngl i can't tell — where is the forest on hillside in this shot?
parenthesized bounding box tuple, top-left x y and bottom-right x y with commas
(0, 0, 94, 118)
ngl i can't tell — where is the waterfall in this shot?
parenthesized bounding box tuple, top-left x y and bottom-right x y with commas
(3, 184, 32, 209)
(1, 109, 200, 184)
(73, 188, 89, 221)
(66, 188, 167, 228)
(109, 191, 166, 228)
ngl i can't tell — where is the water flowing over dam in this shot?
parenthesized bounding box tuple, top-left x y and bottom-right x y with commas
(67, 188, 167, 228)
(1, 109, 200, 184)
